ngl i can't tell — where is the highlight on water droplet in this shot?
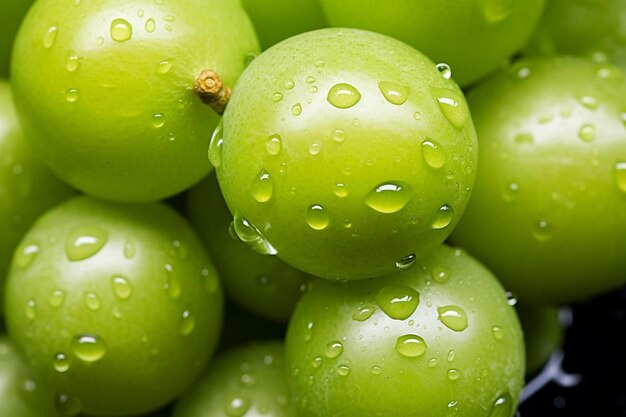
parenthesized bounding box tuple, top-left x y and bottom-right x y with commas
(56, 392, 82, 417)
(306, 204, 330, 230)
(614, 162, 626, 193)
(395, 254, 416, 270)
(352, 305, 376, 321)
(505, 291, 518, 306)
(327, 83, 361, 109)
(437, 305, 469, 332)
(15, 242, 40, 269)
(110, 18, 133, 42)
(44, 26, 58, 49)
(395, 334, 427, 358)
(378, 81, 410, 105)
(365, 181, 413, 214)
(156, 58, 175, 74)
(482, 0, 514, 23)
(432, 88, 468, 129)
(179, 309, 195, 335)
(488, 392, 513, 417)
(265, 134, 282, 156)
(578, 124, 595, 142)
(65, 226, 109, 261)
(71, 334, 107, 362)
(375, 284, 420, 320)
(431, 205, 455, 229)
(65, 88, 79, 103)
(231, 213, 277, 255)
(252, 169, 274, 203)
(422, 139, 446, 168)
(53, 353, 70, 373)
(208, 119, 224, 168)
(325, 341, 344, 359)
(436, 63, 452, 79)
(111, 276, 132, 299)
(532, 219, 553, 242)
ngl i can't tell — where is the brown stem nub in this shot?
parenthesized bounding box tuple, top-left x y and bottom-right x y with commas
(194, 69, 231, 115)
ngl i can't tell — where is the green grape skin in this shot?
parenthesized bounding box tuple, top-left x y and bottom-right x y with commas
(11, 0, 259, 202)
(525, 0, 626, 69)
(0, 80, 76, 314)
(285, 245, 525, 417)
(320, 0, 545, 86)
(4, 196, 223, 416)
(517, 304, 563, 376)
(217, 28, 477, 282)
(450, 57, 626, 304)
(186, 174, 310, 322)
(241, 0, 326, 50)
(173, 341, 296, 417)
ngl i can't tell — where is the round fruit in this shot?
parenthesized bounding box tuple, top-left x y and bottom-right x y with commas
(450, 57, 626, 304)
(0, 0, 34, 77)
(286, 245, 525, 417)
(517, 304, 563, 375)
(320, 0, 545, 86)
(173, 341, 294, 417)
(4, 196, 223, 416)
(0, 80, 75, 313)
(11, 0, 259, 202)
(217, 28, 477, 281)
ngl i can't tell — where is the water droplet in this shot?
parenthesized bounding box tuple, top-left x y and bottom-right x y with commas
(306, 204, 330, 230)
(15, 243, 39, 268)
(110, 18, 132, 42)
(25, 299, 37, 320)
(327, 83, 361, 109)
(162, 15, 175, 22)
(579, 95, 599, 110)
(53, 353, 70, 373)
(431, 267, 450, 283)
(252, 170, 274, 203)
(376, 284, 420, 320)
(428, 358, 438, 368)
(395, 334, 427, 358)
(151, 113, 165, 128)
(579, 124, 595, 141)
(488, 393, 513, 417)
(65, 53, 81, 72)
(325, 341, 344, 359)
(124, 240, 135, 258)
(614, 162, 626, 193)
(334, 183, 348, 197)
(532, 220, 553, 241)
(492, 326, 504, 341)
(514, 133, 534, 144)
(437, 305, 468, 331)
(71, 334, 106, 362)
(44, 26, 58, 49)
(447, 368, 460, 380)
(505, 291, 517, 306)
(56, 393, 82, 416)
(395, 254, 416, 270)
(164, 264, 182, 299)
(378, 81, 410, 105)
(422, 139, 446, 168)
(414, 112, 422, 120)
(291, 103, 302, 116)
(309, 142, 322, 156)
(284, 79, 295, 90)
(65, 88, 79, 103)
(145, 18, 156, 33)
(225, 396, 251, 417)
(208, 120, 223, 168)
(312, 356, 323, 368)
(447, 350, 456, 362)
(265, 134, 282, 156)
(433, 88, 468, 130)
(502, 182, 519, 202)
(179, 310, 195, 335)
(111, 276, 132, 299)
(231, 213, 277, 255)
(436, 63, 452, 79)
(352, 305, 376, 321)
(84, 293, 101, 311)
(370, 365, 382, 375)
(156, 58, 175, 74)
(337, 365, 351, 376)
(365, 182, 412, 214)
(65, 226, 108, 261)
(304, 321, 314, 342)
(431, 205, 454, 229)
(332, 129, 347, 143)
(272, 92, 283, 102)
(483, 0, 514, 23)
(49, 290, 65, 308)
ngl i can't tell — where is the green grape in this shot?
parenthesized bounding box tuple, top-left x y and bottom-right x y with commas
(286, 245, 525, 417)
(321, 0, 545, 86)
(217, 28, 477, 281)
(4, 196, 223, 416)
(450, 56, 626, 304)
(11, 0, 259, 202)
(173, 341, 295, 417)
(517, 304, 563, 375)
(187, 174, 310, 322)
(0, 0, 34, 78)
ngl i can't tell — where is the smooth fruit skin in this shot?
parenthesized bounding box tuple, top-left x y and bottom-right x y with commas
(0, 0, 34, 78)
(11, 0, 259, 202)
(241, 0, 326, 50)
(4, 196, 223, 416)
(517, 304, 563, 375)
(320, 0, 545, 87)
(0, 80, 75, 313)
(187, 174, 310, 322)
(285, 245, 525, 417)
(525, 0, 626, 69)
(450, 57, 626, 304)
(217, 28, 477, 281)
(173, 341, 296, 417)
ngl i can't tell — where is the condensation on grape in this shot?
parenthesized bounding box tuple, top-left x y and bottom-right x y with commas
(437, 305, 469, 332)
(378, 81, 410, 105)
(365, 181, 412, 214)
(375, 284, 420, 320)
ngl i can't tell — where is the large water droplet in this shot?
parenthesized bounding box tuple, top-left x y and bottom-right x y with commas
(71, 335, 106, 362)
(436, 63, 452, 79)
(438, 306, 468, 331)
(208, 120, 223, 168)
(65, 88, 79, 103)
(337, 365, 351, 376)
(488, 393, 513, 417)
(396, 254, 416, 270)
(15, 243, 39, 269)
(365, 182, 412, 214)
(327, 83, 361, 108)
(431, 205, 454, 229)
(325, 341, 344, 359)
(376, 284, 420, 320)
(378, 81, 410, 105)
(265, 134, 282, 156)
(252, 170, 274, 203)
(422, 139, 446, 168)
(614, 162, 626, 193)
(352, 305, 376, 321)
(53, 353, 70, 373)
(334, 183, 348, 197)
(56, 393, 82, 416)
(65, 226, 108, 261)
(110, 18, 133, 42)
(483, 0, 514, 23)
(395, 334, 427, 358)
(306, 205, 330, 230)
(151, 113, 165, 128)
(231, 213, 277, 255)
(433, 88, 468, 130)
(111, 276, 132, 299)
(179, 310, 195, 335)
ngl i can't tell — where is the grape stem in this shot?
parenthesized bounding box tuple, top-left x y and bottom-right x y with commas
(194, 69, 231, 115)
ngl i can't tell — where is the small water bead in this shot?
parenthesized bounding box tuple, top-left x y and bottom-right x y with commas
(437, 306, 469, 332)
(532, 219, 553, 242)
(65, 226, 108, 261)
(325, 341, 344, 359)
(231, 214, 277, 255)
(16, 243, 39, 268)
(337, 365, 351, 376)
(375, 284, 420, 320)
(447, 369, 460, 381)
(432, 88, 468, 130)
(252, 170, 274, 203)
(365, 182, 412, 214)
(309, 142, 322, 155)
(422, 139, 446, 168)
(65, 53, 81, 72)
(84, 293, 101, 311)
(332, 129, 347, 143)
(502, 182, 520, 202)
(352, 305, 376, 321)
(436, 63, 452, 79)
(306, 205, 330, 230)
(427, 358, 438, 368)
(49, 290, 65, 308)
(284, 80, 295, 90)
(492, 326, 504, 341)
(483, 0, 514, 23)
(123, 240, 135, 258)
(304, 322, 315, 342)
(97, 36, 104, 46)
(56, 393, 82, 416)
(334, 183, 348, 197)
(156, 58, 175, 74)
(395, 334, 427, 358)
(53, 353, 70, 373)
(179, 310, 196, 335)
(25, 299, 37, 320)
(151, 113, 165, 128)
(578, 124, 595, 142)
(111, 276, 132, 299)
(71, 334, 106, 363)
(578, 95, 599, 110)
(110, 18, 133, 42)
(414, 112, 422, 120)
(145, 18, 156, 33)
(306, 76, 316, 84)
(488, 393, 513, 417)
(327, 83, 361, 109)
(431, 267, 450, 283)
(378, 81, 410, 105)
(312, 356, 323, 368)
(447, 350, 456, 362)
(291, 103, 302, 116)
(505, 291, 518, 306)
(44, 26, 58, 49)
(225, 396, 251, 417)
(395, 254, 416, 270)
(265, 134, 282, 156)
(164, 265, 182, 299)
(614, 162, 626, 193)
(208, 120, 224, 168)
(431, 205, 455, 229)
(272, 92, 283, 102)
(65, 88, 79, 103)
(514, 133, 534, 144)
